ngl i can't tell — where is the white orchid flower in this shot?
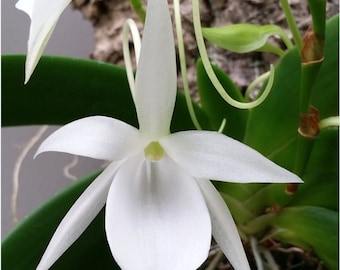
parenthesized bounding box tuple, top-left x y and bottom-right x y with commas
(33, 0, 302, 269)
(16, 0, 71, 83)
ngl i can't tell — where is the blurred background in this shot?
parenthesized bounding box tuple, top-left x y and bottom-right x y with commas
(1, 1, 102, 237)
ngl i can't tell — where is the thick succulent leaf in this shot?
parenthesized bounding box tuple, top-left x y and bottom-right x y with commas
(304, 128, 338, 175)
(1, 170, 120, 270)
(2, 55, 137, 127)
(263, 129, 338, 210)
(243, 47, 300, 159)
(1, 55, 208, 131)
(270, 206, 338, 270)
(197, 59, 248, 141)
(287, 128, 339, 210)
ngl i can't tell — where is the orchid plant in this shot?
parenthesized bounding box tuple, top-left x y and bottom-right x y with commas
(2, 0, 338, 269)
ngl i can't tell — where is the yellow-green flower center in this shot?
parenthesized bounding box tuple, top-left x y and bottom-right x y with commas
(144, 141, 165, 161)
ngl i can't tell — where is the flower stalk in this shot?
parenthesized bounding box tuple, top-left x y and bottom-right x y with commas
(174, 0, 202, 130)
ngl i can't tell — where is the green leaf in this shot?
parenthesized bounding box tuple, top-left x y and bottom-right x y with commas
(270, 206, 338, 270)
(1, 170, 121, 269)
(243, 47, 300, 161)
(305, 128, 339, 175)
(1, 55, 208, 132)
(288, 129, 339, 211)
(288, 172, 338, 210)
(197, 59, 248, 140)
(2, 55, 137, 127)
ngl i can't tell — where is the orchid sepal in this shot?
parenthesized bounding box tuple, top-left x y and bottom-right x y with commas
(16, 0, 71, 83)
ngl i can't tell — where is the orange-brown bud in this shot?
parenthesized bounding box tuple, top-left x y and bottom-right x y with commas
(285, 183, 299, 195)
(301, 27, 324, 64)
(298, 106, 320, 138)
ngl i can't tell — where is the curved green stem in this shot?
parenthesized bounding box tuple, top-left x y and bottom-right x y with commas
(276, 27, 294, 50)
(192, 0, 276, 109)
(245, 70, 270, 101)
(122, 19, 141, 101)
(319, 116, 339, 129)
(174, 0, 202, 130)
(259, 43, 286, 57)
(217, 118, 227, 133)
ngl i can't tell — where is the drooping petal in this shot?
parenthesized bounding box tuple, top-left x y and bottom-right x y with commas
(134, 0, 177, 140)
(35, 116, 144, 161)
(36, 161, 121, 270)
(105, 154, 211, 270)
(196, 178, 251, 270)
(161, 131, 302, 183)
(16, 0, 71, 83)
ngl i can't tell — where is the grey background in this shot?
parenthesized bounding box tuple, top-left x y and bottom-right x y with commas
(2, 2, 104, 237)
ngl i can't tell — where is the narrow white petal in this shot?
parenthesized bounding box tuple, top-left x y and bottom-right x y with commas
(134, 0, 177, 140)
(196, 179, 251, 270)
(106, 154, 211, 270)
(35, 116, 144, 161)
(36, 161, 120, 270)
(161, 131, 302, 183)
(16, 0, 71, 83)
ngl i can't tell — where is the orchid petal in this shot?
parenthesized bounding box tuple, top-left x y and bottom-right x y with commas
(36, 161, 121, 270)
(134, 0, 177, 140)
(161, 131, 302, 183)
(196, 178, 251, 270)
(105, 154, 211, 270)
(35, 116, 144, 161)
(15, 0, 71, 83)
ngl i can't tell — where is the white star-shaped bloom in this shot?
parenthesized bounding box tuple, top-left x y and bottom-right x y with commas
(21, 0, 302, 269)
